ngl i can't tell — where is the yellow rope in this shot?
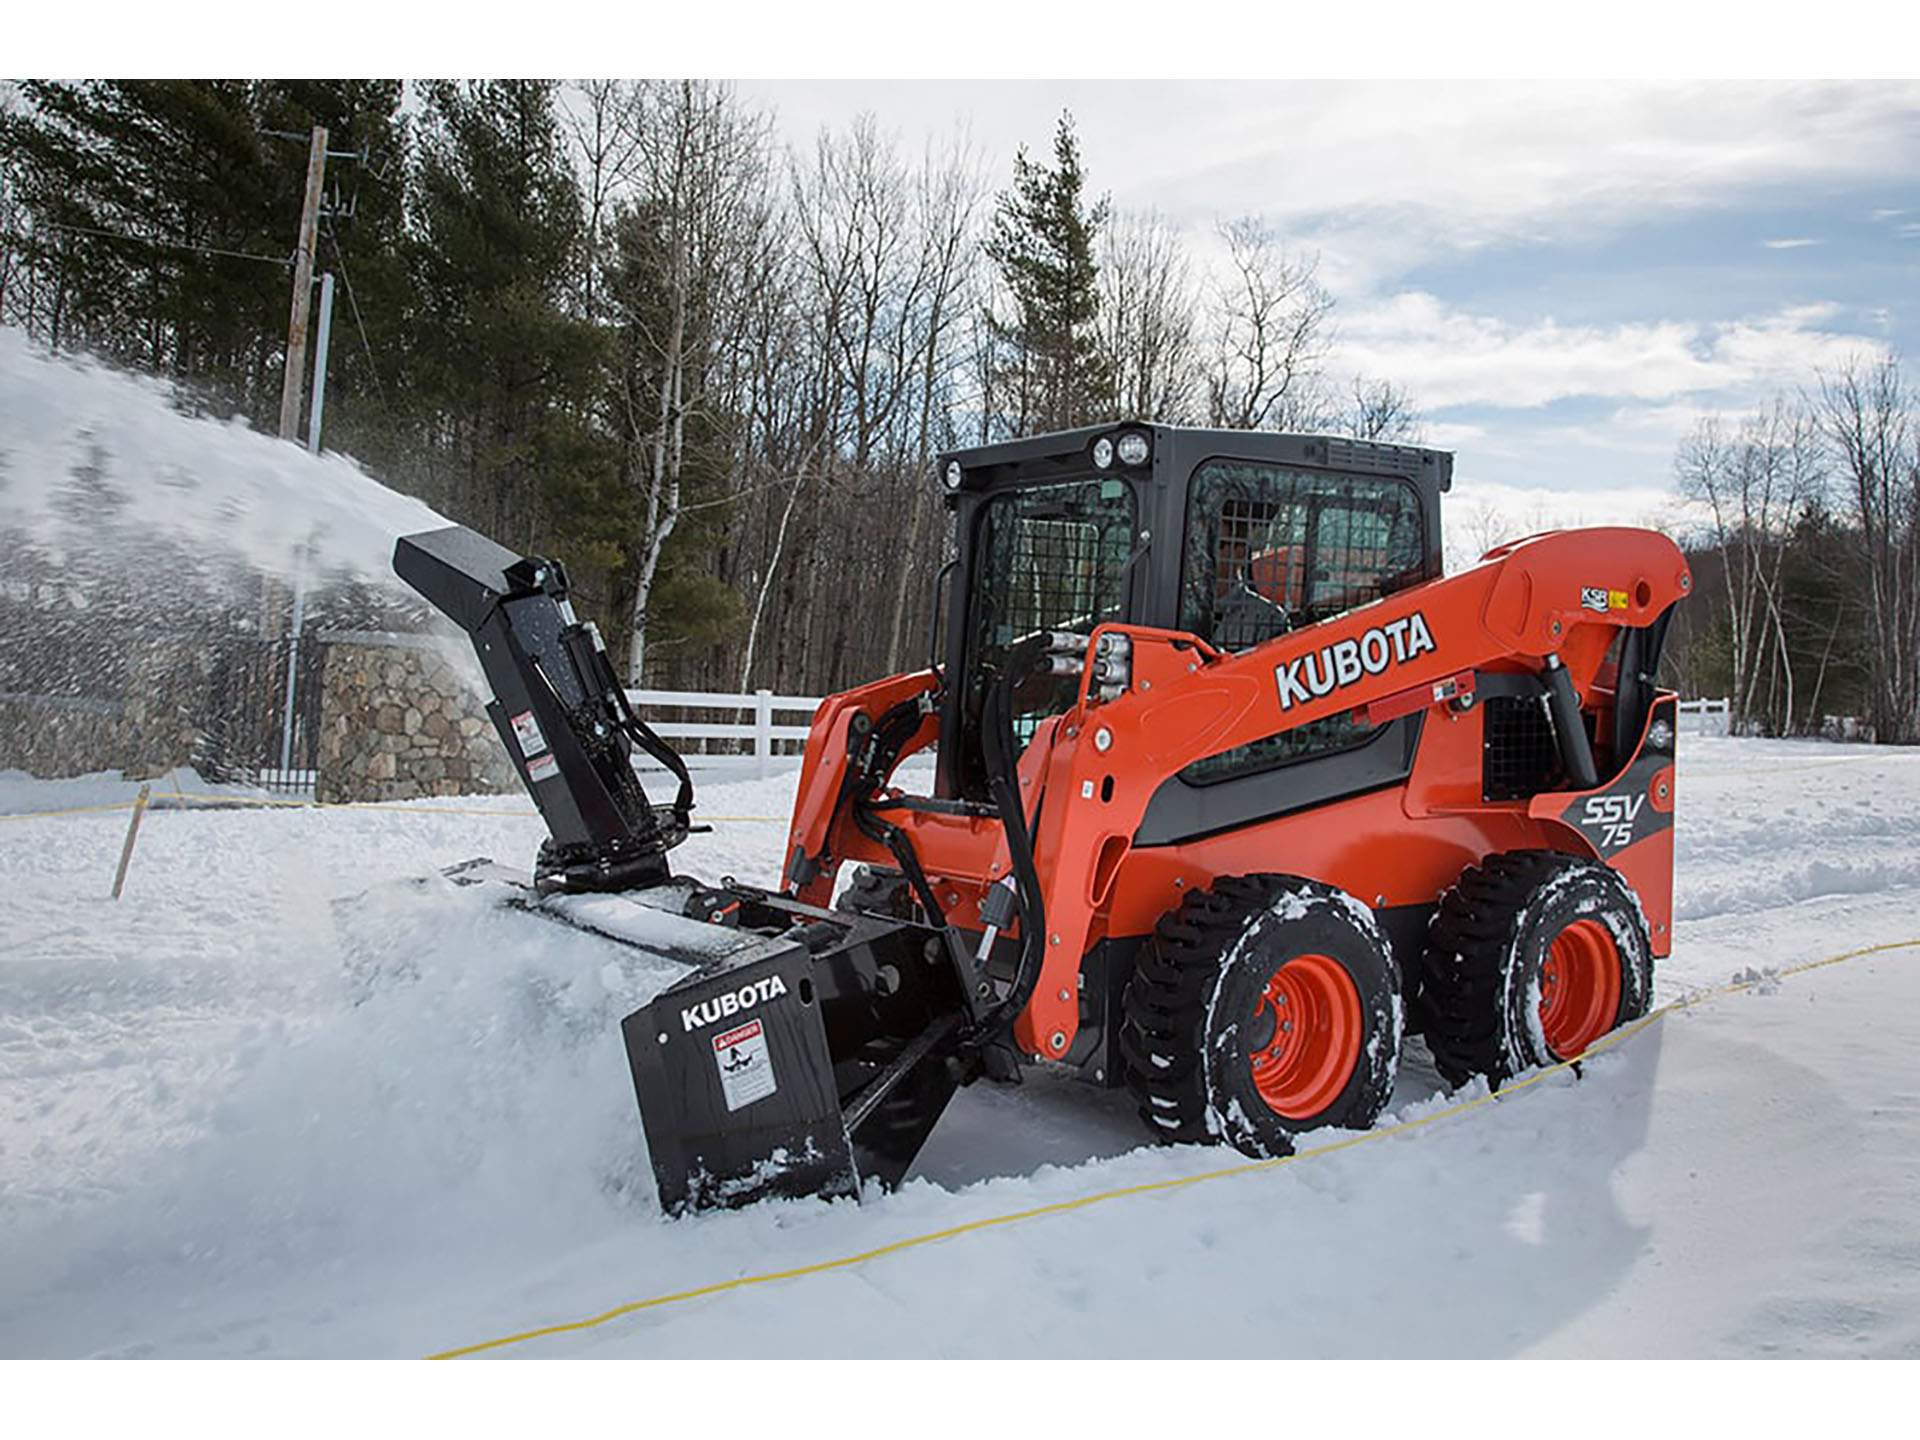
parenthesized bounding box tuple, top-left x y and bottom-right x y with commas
(426, 935, 1920, 1359)
(0, 800, 141, 821)
(0, 793, 787, 823)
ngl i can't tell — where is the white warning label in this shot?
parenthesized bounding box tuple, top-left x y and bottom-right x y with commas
(509, 709, 547, 758)
(527, 752, 560, 783)
(712, 1017, 777, 1112)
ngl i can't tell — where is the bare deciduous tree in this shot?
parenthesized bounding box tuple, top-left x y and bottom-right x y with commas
(1204, 215, 1334, 431)
(1336, 374, 1423, 442)
(1677, 401, 1824, 734)
(614, 80, 779, 683)
(1096, 208, 1199, 422)
(1815, 353, 1918, 742)
(563, 79, 643, 324)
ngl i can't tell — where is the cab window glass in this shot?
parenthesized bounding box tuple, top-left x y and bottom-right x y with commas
(1178, 461, 1425, 784)
(1180, 461, 1425, 651)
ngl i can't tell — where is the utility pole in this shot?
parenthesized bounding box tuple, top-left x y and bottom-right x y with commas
(278, 124, 328, 440)
(306, 273, 335, 454)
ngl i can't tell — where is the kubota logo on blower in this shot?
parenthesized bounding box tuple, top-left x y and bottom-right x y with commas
(681, 974, 789, 1032)
(1275, 611, 1437, 710)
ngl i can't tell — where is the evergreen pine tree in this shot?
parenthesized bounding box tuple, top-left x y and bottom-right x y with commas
(407, 80, 614, 555)
(983, 111, 1111, 436)
(0, 81, 282, 399)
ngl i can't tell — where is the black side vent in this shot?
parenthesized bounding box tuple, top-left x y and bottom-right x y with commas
(1482, 694, 1562, 801)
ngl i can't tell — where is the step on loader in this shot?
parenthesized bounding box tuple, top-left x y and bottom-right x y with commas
(395, 424, 1689, 1214)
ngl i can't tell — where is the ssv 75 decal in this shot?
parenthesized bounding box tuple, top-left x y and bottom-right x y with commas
(1581, 793, 1646, 849)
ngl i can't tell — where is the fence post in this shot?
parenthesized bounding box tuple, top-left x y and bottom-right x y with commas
(755, 689, 773, 779)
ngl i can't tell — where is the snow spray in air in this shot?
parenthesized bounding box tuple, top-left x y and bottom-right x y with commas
(0, 326, 448, 596)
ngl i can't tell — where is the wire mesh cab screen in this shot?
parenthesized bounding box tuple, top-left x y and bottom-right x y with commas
(1180, 460, 1426, 649)
(967, 476, 1135, 744)
(1177, 460, 1427, 784)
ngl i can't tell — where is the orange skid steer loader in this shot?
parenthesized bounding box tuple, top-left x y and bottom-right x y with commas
(396, 424, 1689, 1214)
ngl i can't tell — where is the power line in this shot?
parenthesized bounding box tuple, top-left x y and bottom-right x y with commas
(326, 222, 387, 407)
(16, 219, 294, 268)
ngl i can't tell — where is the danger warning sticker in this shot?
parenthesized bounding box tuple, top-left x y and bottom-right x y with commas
(527, 752, 560, 783)
(509, 709, 548, 758)
(711, 1017, 778, 1113)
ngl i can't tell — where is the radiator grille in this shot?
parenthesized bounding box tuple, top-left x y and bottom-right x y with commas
(1482, 694, 1562, 801)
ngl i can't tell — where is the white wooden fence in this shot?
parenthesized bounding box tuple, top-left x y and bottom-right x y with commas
(625, 688, 822, 778)
(622, 690, 1738, 777)
(1678, 697, 1731, 735)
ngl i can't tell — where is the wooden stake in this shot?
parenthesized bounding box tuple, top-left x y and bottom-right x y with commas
(111, 783, 153, 901)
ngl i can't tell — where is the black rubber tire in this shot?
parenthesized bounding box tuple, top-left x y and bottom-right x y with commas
(1118, 874, 1403, 1158)
(1417, 850, 1654, 1090)
(834, 865, 919, 922)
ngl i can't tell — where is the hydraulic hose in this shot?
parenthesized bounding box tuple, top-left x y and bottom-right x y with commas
(610, 678, 695, 828)
(976, 635, 1052, 1042)
(849, 686, 950, 924)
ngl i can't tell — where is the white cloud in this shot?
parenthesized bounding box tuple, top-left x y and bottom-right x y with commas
(1108, 80, 1919, 291)
(1762, 237, 1822, 249)
(747, 81, 1920, 288)
(1332, 293, 1887, 411)
(1416, 420, 1488, 450)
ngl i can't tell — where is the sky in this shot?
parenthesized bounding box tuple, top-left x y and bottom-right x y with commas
(734, 78, 1920, 535)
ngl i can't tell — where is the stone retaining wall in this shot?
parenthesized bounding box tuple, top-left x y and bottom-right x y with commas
(0, 640, 213, 779)
(316, 635, 519, 803)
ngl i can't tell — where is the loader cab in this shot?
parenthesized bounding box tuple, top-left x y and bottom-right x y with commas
(934, 424, 1453, 805)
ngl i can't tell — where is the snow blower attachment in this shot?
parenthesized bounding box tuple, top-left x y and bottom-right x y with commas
(395, 524, 990, 1212)
(397, 423, 1692, 1217)
(394, 525, 694, 894)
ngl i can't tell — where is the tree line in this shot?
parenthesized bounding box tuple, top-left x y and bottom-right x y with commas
(1670, 352, 1920, 743)
(0, 80, 1417, 698)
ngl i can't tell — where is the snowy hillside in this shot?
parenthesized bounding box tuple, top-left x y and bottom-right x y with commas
(3, 735, 1918, 1361)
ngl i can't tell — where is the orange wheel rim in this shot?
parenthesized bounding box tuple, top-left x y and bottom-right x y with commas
(1538, 918, 1622, 1057)
(1247, 953, 1363, 1120)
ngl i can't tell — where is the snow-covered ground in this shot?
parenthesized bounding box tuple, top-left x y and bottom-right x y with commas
(2, 735, 1918, 1361)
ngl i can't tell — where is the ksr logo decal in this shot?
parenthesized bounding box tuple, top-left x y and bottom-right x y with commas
(1580, 793, 1646, 849)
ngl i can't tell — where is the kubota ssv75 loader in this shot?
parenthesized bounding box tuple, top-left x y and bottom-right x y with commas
(396, 424, 1689, 1214)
